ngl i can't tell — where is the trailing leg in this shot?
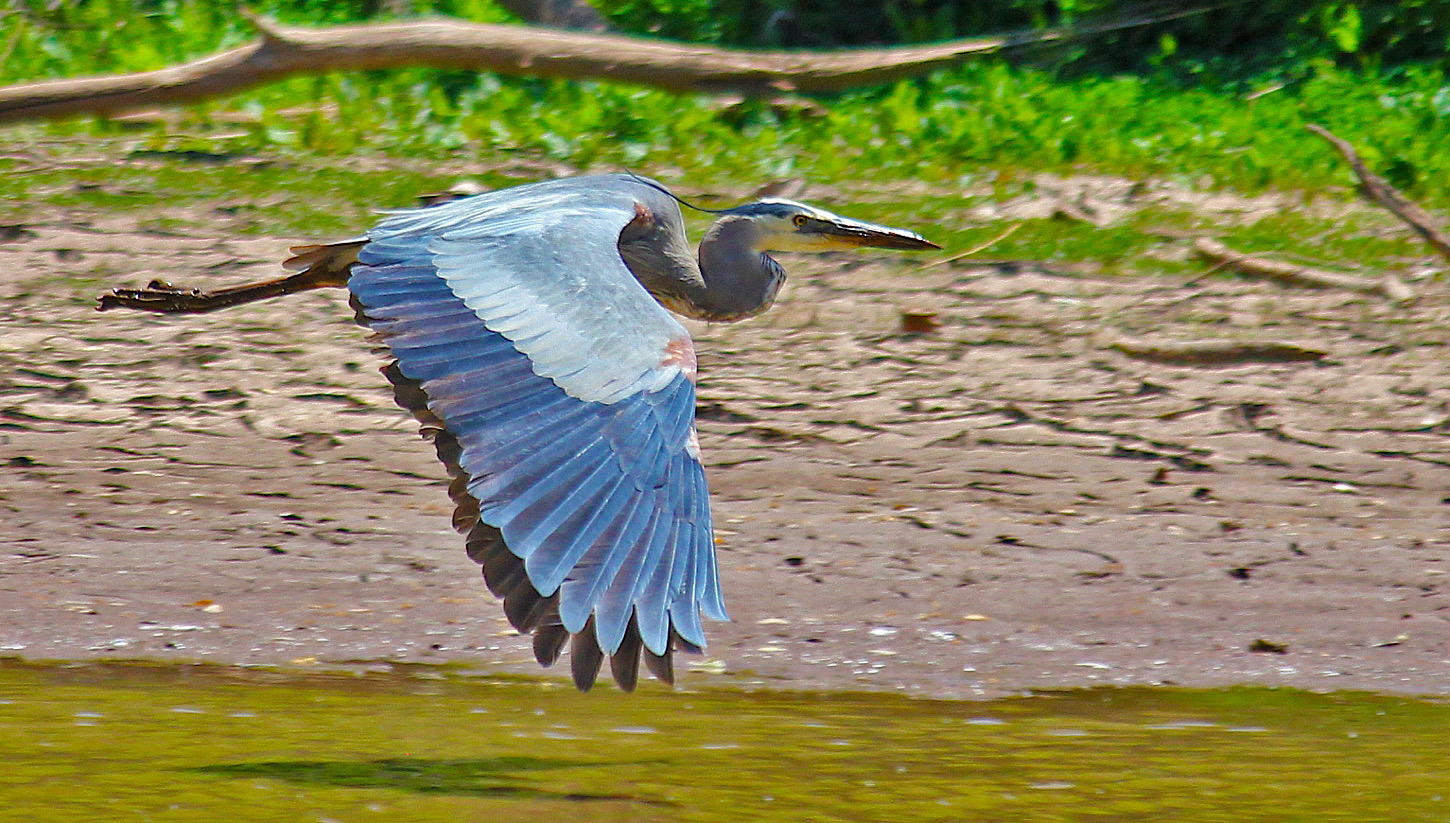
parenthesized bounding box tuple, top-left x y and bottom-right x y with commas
(96, 239, 365, 314)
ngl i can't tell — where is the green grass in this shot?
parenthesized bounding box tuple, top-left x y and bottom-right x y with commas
(10, 61, 1450, 189)
(3, 1, 1449, 279)
(0, 152, 485, 236)
(4, 1, 1450, 199)
(9, 57, 1450, 204)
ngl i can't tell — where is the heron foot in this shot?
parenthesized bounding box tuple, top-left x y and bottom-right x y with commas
(96, 264, 351, 314)
(97, 279, 216, 313)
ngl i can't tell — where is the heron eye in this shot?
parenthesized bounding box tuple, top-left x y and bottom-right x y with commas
(792, 215, 808, 228)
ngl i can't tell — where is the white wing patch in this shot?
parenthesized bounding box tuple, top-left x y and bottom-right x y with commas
(371, 179, 693, 405)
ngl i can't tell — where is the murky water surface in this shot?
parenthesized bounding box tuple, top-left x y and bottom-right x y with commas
(0, 659, 1446, 821)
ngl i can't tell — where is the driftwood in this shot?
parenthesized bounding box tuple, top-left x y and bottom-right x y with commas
(0, 18, 1021, 123)
(1108, 336, 1327, 366)
(0, 4, 1222, 124)
(1306, 123, 1450, 264)
(1192, 236, 1415, 303)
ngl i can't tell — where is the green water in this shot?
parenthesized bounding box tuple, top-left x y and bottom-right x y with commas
(0, 660, 1446, 822)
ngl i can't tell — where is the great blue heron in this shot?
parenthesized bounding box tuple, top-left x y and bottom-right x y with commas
(98, 173, 938, 691)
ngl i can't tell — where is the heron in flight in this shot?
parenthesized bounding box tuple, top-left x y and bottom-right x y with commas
(99, 174, 938, 691)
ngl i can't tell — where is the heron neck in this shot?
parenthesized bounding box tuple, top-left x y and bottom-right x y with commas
(692, 216, 785, 322)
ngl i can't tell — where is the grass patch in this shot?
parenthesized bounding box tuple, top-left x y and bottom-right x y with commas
(0, 151, 478, 236)
(4, 4, 1450, 279)
(7, 60, 1450, 205)
(0, 139, 1431, 287)
(5, 1, 1450, 204)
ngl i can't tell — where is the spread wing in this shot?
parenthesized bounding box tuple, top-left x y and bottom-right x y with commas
(348, 175, 727, 691)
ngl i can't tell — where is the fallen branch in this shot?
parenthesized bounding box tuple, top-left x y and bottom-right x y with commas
(1192, 237, 1415, 303)
(0, 4, 1225, 124)
(1108, 336, 1327, 366)
(1306, 123, 1450, 264)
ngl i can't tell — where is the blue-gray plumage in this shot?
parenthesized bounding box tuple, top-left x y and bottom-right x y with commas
(97, 173, 938, 691)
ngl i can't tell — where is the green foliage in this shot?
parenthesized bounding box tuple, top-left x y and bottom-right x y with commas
(1048, 0, 1450, 80)
(591, 0, 725, 41)
(7, 0, 1450, 206)
(11, 0, 1450, 78)
(0, 0, 515, 82)
(587, 0, 1056, 46)
(583, 0, 1450, 79)
(9, 59, 1450, 212)
(6, 1, 1450, 236)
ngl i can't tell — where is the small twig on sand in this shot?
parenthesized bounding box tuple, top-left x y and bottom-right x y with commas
(1192, 236, 1415, 303)
(1108, 335, 1327, 366)
(1306, 123, 1450, 265)
(919, 223, 1021, 269)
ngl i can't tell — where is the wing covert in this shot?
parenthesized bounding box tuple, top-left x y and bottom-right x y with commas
(368, 175, 691, 404)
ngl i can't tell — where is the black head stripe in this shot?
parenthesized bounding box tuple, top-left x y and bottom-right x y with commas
(723, 201, 809, 220)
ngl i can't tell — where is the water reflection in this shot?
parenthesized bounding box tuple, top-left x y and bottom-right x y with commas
(0, 659, 1446, 822)
(191, 756, 666, 802)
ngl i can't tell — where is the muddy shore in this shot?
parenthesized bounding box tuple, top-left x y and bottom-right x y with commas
(2, 208, 1448, 699)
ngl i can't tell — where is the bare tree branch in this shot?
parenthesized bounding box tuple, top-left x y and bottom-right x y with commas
(0, 18, 1000, 124)
(0, 4, 1225, 125)
(1108, 336, 1328, 366)
(1306, 123, 1450, 264)
(1192, 237, 1415, 303)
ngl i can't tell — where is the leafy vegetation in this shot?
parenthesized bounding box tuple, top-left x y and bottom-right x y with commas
(11, 0, 1450, 78)
(597, 0, 1450, 79)
(9, 54, 1450, 201)
(2, 0, 1449, 280)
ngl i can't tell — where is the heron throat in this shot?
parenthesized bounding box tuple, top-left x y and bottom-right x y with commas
(686, 216, 786, 322)
(618, 207, 786, 324)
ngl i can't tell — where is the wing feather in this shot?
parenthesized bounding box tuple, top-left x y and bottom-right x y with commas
(561, 493, 652, 636)
(492, 439, 611, 524)
(593, 507, 667, 653)
(634, 519, 681, 655)
(474, 436, 611, 532)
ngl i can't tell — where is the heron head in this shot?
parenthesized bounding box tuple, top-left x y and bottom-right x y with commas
(723, 199, 940, 253)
